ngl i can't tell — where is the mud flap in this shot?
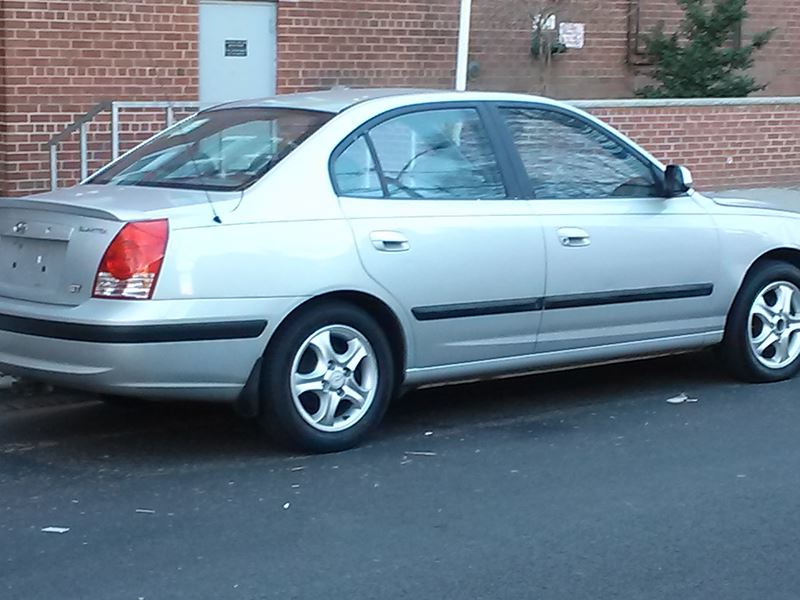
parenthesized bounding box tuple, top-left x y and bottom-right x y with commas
(235, 357, 262, 419)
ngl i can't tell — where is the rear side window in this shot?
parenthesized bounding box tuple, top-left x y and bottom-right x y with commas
(332, 136, 383, 198)
(500, 107, 661, 199)
(92, 108, 333, 191)
(333, 108, 507, 200)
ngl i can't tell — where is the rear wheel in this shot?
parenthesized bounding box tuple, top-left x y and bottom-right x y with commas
(722, 261, 800, 382)
(258, 302, 395, 453)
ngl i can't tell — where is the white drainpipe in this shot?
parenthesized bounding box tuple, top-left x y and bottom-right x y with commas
(455, 0, 473, 91)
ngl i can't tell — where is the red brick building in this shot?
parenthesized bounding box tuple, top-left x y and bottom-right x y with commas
(471, 0, 800, 98)
(1, 0, 799, 196)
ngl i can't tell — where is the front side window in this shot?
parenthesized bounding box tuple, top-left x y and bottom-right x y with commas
(92, 108, 333, 191)
(363, 108, 507, 200)
(500, 107, 661, 199)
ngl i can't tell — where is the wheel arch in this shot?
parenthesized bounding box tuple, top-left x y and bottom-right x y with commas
(277, 290, 408, 383)
(237, 290, 409, 418)
(741, 248, 800, 288)
(720, 246, 800, 382)
(724, 247, 800, 327)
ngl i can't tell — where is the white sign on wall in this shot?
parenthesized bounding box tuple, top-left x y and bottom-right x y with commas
(559, 22, 585, 49)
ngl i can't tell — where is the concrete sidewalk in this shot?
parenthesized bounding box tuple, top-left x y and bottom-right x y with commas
(709, 186, 800, 203)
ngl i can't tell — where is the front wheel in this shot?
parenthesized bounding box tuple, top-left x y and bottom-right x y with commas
(722, 261, 800, 382)
(258, 302, 395, 453)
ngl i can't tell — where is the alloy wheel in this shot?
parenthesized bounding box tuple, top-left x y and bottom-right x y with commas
(290, 324, 378, 433)
(748, 280, 800, 369)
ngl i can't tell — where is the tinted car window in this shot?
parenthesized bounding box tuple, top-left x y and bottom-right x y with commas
(500, 107, 661, 199)
(332, 136, 383, 198)
(92, 108, 333, 191)
(366, 108, 507, 200)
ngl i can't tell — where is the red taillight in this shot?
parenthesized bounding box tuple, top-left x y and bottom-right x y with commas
(93, 219, 169, 300)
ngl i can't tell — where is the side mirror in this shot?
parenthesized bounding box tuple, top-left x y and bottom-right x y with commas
(664, 165, 694, 197)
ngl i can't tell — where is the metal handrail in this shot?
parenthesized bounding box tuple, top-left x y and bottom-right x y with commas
(110, 101, 201, 161)
(47, 100, 201, 191)
(48, 101, 112, 146)
(47, 101, 111, 190)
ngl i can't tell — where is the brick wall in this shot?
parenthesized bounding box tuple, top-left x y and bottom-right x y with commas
(636, 0, 800, 96)
(0, 0, 199, 196)
(276, 0, 459, 92)
(743, 2, 800, 97)
(470, 0, 633, 98)
(469, 0, 800, 99)
(581, 101, 800, 190)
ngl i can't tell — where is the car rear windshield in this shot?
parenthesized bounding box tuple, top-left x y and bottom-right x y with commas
(90, 107, 334, 191)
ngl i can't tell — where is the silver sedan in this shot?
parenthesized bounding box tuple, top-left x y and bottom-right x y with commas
(2, 89, 800, 452)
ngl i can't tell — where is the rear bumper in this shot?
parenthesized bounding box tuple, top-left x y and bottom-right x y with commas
(0, 297, 303, 401)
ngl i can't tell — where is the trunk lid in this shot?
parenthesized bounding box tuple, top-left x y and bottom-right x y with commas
(0, 184, 240, 306)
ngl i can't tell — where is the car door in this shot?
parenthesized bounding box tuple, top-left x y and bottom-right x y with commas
(332, 103, 546, 368)
(493, 103, 721, 353)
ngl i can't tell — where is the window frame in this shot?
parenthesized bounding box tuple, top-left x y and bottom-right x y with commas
(329, 102, 524, 200)
(487, 101, 669, 200)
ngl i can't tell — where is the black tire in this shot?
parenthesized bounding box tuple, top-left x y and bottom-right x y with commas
(721, 260, 800, 382)
(258, 302, 395, 453)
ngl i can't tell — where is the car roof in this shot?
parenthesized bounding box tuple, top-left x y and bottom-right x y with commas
(208, 88, 435, 113)
(206, 88, 563, 114)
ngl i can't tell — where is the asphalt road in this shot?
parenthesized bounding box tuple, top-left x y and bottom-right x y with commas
(2, 351, 800, 600)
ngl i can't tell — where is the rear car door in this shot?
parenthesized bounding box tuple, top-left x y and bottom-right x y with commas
(494, 103, 721, 353)
(333, 103, 546, 368)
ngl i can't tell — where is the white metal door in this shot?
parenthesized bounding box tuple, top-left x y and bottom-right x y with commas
(199, 1, 276, 105)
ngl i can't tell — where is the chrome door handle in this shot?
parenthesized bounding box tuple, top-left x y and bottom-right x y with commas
(558, 227, 591, 247)
(370, 230, 410, 252)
